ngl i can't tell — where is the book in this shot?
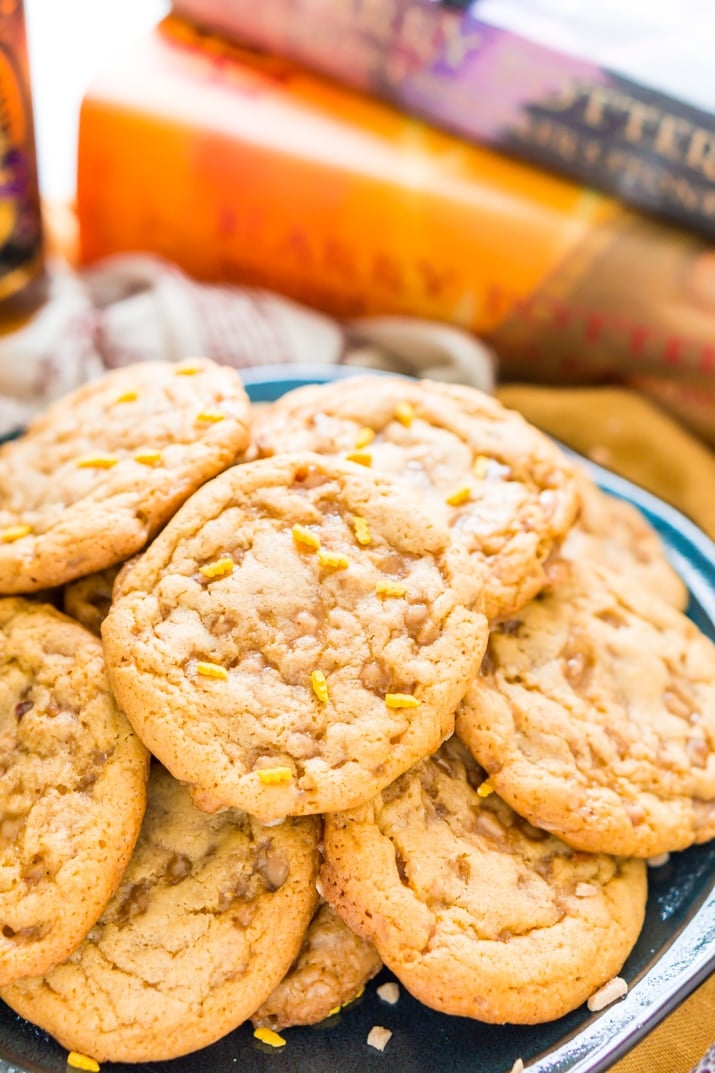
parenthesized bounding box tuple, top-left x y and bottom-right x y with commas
(170, 0, 715, 241)
(76, 16, 715, 442)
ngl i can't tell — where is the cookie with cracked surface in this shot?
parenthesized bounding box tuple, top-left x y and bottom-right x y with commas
(252, 900, 382, 1030)
(321, 736, 646, 1024)
(1, 765, 321, 1063)
(63, 565, 121, 636)
(0, 359, 251, 593)
(0, 598, 149, 985)
(251, 376, 580, 620)
(456, 559, 715, 857)
(560, 469, 687, 610)
(102, 452, 487, 822)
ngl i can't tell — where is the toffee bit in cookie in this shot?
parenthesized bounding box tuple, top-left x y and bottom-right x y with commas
(199, 557, 235, 579)
(394, 400, 415, 426)
(353, 515, 371, 545)
(114, 390, 137, 404)
(67, 1052, 100, 1072)
(445, 485, 472, 507)
(133, 450, 163, 466)
(195, 410, 225, 423)
(472, 455, 489, 479)
(317, 548, 350, 570)
(355, 426, 376, 449)
(345, 450, 372, 467)
(476, 780, 495, 798)
(75, 455, 118, 470)
(586, 976, 628, 1012)
(376, 581, 407, 598)
(367, 1026, 393, 1051)
(1, 524, 32, 542)
(254, 1027, 286, 1048)
(292, 524, 321, 550)
(377, 981, 400, 1004)
(311, 669, 329, 703)
(195, 661, 229, 680)
(174, 362, 203, 375)
(385, 693, 419, 709)
(257, 767, 293, 785)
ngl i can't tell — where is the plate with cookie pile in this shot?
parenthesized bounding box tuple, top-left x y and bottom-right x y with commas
(0, 363, 713, 1073)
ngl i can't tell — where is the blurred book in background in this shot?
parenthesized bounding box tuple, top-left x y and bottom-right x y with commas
(77, 16, 715, 443)
(171, 0, 715, 241)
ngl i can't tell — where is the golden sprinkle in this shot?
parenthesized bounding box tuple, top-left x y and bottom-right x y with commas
(345, 450, 372, 467)
(253, 1027, 287, 1048)
(353, 516, 371, 545)
(115, 390, 137, 404)
(311, 669, 329, 704)
(1, 524, 32, 543)
(196, 661, 228, 680)
(67, 1053, 100, 1073)
(257, 767, 293, 785)
(292, 524, 321, 550)
(477, 780, 495, 798)
(133, 450, 162, 466)
(394, 401, 415, 426)
(317, 548, 350, 570)
(195, 410, 225, 423)
(354, 426, 375, 449)
(385, 693, 419, 709)
(472, 454, 489, 479)
(445, 485, 472, 507)
(199, 557, 235, 579)
(175, 362, 203, 375)
(376, 580, 407, 598)
(76, 455, 118, 470)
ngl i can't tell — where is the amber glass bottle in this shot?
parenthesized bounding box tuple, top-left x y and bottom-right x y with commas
(0, 0, 44, 325)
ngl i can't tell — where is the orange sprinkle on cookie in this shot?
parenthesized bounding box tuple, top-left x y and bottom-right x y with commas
(311, 669, 329, 703)
(195, 661, 228, 680)
(345, 450, 372, 467)
(318, 548, 350, 570)
(195, 411, 225, 423)
(257, 767, 293, 785)
(254, 1027, 287, 1048)
(114, 390, 137, 404)
(353, 516, 371, 545)
(133, 450, 162, 466)
(385, 693, 419, 709)
(76, 455, 118, 470)
(376, 580, 407, 598)
(354, 426, 375, 449)
(292, 524, 321, 550)
(67, 1053, 100, 1072)
(394, 401, 415, 426)
(199, 558, 235, 579)
(445, 485, 472, 507)
(476, 780, 495, 798)
(1, 524, 32, 543)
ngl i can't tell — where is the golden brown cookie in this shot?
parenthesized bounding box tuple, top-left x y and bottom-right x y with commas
(321, 736, 647, 1024)
(63, 565, 121, 636)
(252, 376, 581, 620)
(102, 452, 487, 823)
(252, 900, 382, 1030)
(0, 765, 321, 1063)
(0, 598, 149, 985)
(457, 560, 715, 857)
(0, 360, 251, 593)
(561, 469, 688, 610)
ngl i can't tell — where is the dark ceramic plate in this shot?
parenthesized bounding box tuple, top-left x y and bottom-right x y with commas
(1, 369, 714, 1073)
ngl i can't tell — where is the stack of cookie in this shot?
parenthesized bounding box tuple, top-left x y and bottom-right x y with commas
(0, 362, 712, 1064)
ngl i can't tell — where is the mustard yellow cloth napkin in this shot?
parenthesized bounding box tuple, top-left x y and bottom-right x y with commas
(499, 384, 715, 1073)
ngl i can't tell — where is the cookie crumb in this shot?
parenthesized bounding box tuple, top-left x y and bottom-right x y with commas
(292, 524, 321, 550)
(376, 581, 407, 598)
(1, 524, 32, 542)
(385, 693, 419, 709)
(345, 450, 372, 467)
(367, 1026, 392, 1051)
(647, 852, 670, 867)
(195, 661, 229, 680)
(257, 767, 293, 785)
(587, 976, 628, 1012)
(199, 558, 235, 579)
(67, 1052, 100, 1072)
(317, 548, 350, 570)
(394, 401, 415, 426)
(354, 426, 375, 449)
(509, 1059, 525, 1073)
(311, 670, 330, 703)
(376, 982, 400, 1005)
(353, 516, 371, 545)
(75, 455, 118, 469)
(253, 1027, 286, 1048)
(446, 485, 472, 507)
(133, 450, 162, 466)
(476, 780, 494, 798)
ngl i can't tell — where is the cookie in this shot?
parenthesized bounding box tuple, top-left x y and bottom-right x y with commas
(456, 559, 715, 857)
(102, 452, 487, 822)
(252, 900, 382, 1030)
(0, 598, 149, 985)
(0, 359, 251, 593)
(252, 376, 581, 620)
(1, 765, 321, 1063)
(321, 736, 646, 1024)
(63, 565, 121, 636)
(561, 469, 688, 610)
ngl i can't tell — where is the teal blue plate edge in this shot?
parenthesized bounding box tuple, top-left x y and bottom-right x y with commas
(1, 366, 714, 1073)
